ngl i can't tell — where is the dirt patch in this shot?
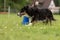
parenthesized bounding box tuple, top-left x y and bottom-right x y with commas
(0, 12, 8, 14)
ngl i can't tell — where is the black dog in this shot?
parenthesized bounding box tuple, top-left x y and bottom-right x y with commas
(17, 5, 55, 24)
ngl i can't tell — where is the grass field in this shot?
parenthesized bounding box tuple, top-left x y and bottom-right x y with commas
(0, 14, 60, 40)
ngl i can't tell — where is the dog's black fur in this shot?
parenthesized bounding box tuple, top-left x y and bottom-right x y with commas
(18, 5, 55, 24)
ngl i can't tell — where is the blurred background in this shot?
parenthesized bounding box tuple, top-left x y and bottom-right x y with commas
(0, 0, 32, 13)
(0, 0, 60, 13)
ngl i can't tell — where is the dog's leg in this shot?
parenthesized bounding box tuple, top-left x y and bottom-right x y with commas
(49, 17, 52, 25)
(45, 17, 48, 24)
(31, 17, 37, 25)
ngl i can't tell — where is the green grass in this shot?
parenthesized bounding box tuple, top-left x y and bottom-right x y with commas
(0, 14, 60, 40)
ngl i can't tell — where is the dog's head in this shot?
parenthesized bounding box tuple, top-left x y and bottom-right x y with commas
(17, 6, 29, 17)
